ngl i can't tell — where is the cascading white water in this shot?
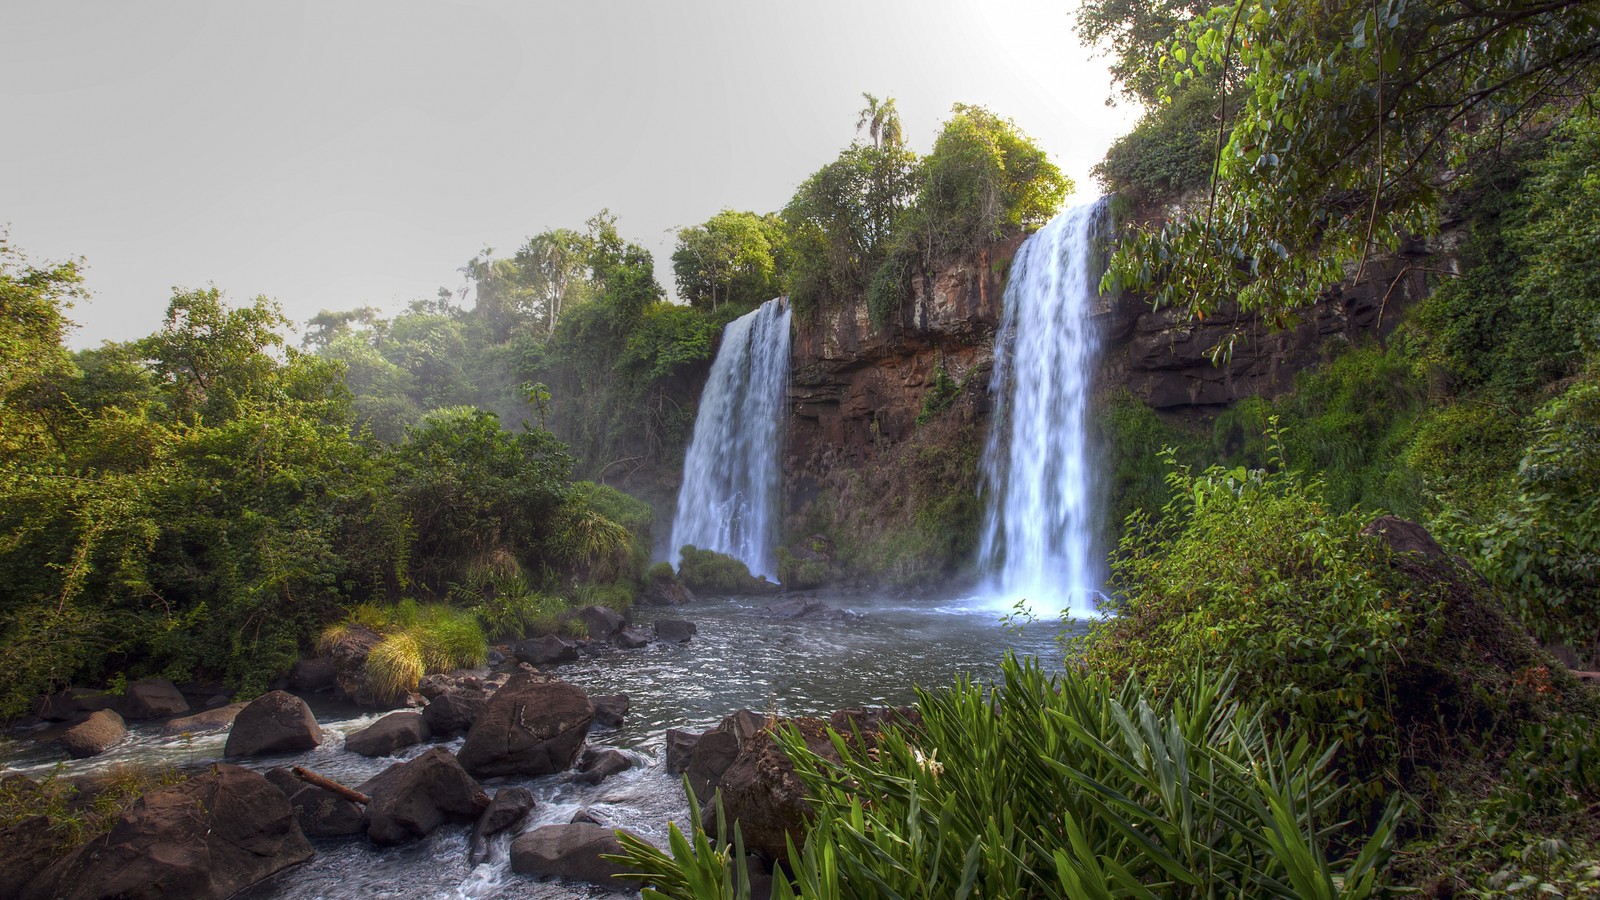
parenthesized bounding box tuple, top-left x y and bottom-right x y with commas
(979, 199, 1108, 618)
(669, 297, 792, 582)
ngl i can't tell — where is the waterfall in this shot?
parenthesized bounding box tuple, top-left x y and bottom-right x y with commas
(670, 297, 792, 582)
(979, 199, 1108, 618)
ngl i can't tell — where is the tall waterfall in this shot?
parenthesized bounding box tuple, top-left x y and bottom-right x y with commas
(670, 297, 792, 582)
(979, 199, 1108, 617)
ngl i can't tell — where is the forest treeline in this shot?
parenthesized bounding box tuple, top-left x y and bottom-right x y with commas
(0, 99, 1064, 717)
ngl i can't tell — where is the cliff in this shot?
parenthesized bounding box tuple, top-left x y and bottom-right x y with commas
(789, 229, 1442, 458)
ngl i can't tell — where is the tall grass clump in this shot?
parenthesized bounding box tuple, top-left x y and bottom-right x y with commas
(615, 657, 1398, 898)
(322, 601, 488, 701)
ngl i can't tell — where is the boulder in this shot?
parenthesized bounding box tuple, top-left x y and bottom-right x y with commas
(21, 764, 312, 900)
(574, 747, 632, 785)
(263, 768, 365, 837)
(117, 679, 190, 720)
(665, 728, 700, 775)
(1362, 514, 1449, 560)
(344, 711, 431, 757)
(569, 809, 607, 826)
(418, 671, 487, 699)
(578, 605, 626, 640)
(469, 786, 536, 865)
(511, 635, 579, 667)
(224, 691, 323, 758)
(458, 674, 594, 778)
(641, 576, 695, 606)
(654, 618, 697, 643)
(59, 709, 126, 759)
(360, 747, 490, 846)
(616, 627, 653, 649)
(704, 717, 839, 863)
(0, 815, 58, 899)
(33, 687, 117, 722)
(289, 658, 337, 693)
(322, 624, 383, 705)
(510, 823, 642, 892)
(685, 710, 767, 804)
(422, 690, 487, 738)
(161, 703, 246, 738)
(592, 693, 629, 728)
(754, 598, 861, 623)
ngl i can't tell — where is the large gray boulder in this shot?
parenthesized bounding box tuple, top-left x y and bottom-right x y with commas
(422, 690, 487, 738)
(458, 674, 593, 777)
(118, 679, 190, 720)
(60, 709, 126, 759)
(344, 711, 430, 757)
(685, 709, 766, 803)
(664, 728, 700, 776)
(469, 786, 536, 865)
(592, 693, 629, 728)
(511, 635, 579, 667)
(754, 598, 861, 623)
(574, 747, 632, 785)
(510, 823, 642, 892)
(161, 703, 246, 738)
(0, 814, 57, 898)
(224, 691, 323, 758)
(654, 618, 697, 643)
(361, 747, 489, 846)
(21, 764, 312, 900)
(263, 768, 365, 837)
(577, 605, 626, 640)
(289, 657, 337, 693)
(33, 688, 116, 722)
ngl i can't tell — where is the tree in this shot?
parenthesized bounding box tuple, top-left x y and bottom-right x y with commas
(911, 103, 1072, 262)
(1076, 0, 1215, 103)
(140, 287, 291, 424)
(0, 235, 84, 458)
(511, 228, 592, 336)
(671, 210, 783, 311)
(1103, 0, 1600, 331)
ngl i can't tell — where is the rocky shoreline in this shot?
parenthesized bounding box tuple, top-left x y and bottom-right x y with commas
(1, 596, 880, 898)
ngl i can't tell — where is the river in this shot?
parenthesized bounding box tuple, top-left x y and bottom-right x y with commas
(2, 590, 1083, 899)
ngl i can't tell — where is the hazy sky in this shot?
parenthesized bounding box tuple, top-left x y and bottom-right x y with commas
(2, 1, 1140, 348)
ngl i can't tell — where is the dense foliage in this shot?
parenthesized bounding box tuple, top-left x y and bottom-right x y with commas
(1097, 0, 1600, 324)
(0, 251, 651, 715)
(619, 659, 1398, 898)
(786, 98, 1070, 326)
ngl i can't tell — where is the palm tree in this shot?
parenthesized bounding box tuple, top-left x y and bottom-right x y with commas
(856, 92, 903, 150)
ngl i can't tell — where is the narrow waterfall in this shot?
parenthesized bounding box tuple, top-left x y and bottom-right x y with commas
(670, 297, 792, 582)
(979, 199, 1108, 617)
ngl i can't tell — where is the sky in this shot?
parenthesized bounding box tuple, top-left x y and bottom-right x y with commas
(1, 0, 1141, 348)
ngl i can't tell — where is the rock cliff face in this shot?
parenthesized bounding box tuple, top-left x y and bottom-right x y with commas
(785, 235, 1023, 486)
(784, 223, 1447, 503)
(1099, 237, 1437, 411)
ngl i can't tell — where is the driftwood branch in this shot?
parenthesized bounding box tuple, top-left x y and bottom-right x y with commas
(292, 766, 371, 805)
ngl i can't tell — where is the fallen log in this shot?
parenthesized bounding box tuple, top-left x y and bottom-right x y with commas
(291, 765, 371, 805)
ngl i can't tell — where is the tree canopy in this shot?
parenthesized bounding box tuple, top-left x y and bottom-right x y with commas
(1095, 0, 1600, 331)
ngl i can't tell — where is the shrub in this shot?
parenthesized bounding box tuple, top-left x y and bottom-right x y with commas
(571, 578, 636, 617)
(0, 764, 186, 859)
(325, 602, 489, 701)
(1093, 79, 1222, 207)
(1091, 426, 1585, 810)
(1465, 375, 1600, 651)
(775, 548, 830, 590)
(615, 657, 1399, 898)
(676, 546, 765, 594)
